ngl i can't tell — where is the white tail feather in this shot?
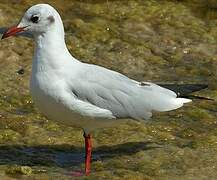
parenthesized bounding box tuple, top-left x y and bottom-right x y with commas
(176, 98, 192, 104)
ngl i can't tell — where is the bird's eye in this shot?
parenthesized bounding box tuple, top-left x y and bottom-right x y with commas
(30, 15, 40, 23)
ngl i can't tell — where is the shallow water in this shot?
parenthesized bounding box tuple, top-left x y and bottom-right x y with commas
(0, 0, 217, 179)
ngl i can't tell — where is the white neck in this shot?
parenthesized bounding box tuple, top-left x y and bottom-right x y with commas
(32, 16, 78, 72)
(34, 28, 69, 59)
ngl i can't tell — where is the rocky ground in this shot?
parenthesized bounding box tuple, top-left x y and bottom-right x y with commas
(0, 0, 217, 179)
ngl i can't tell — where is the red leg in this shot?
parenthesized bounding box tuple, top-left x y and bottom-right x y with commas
(84, 133, 92, 176)
(68, 133, 92, 177)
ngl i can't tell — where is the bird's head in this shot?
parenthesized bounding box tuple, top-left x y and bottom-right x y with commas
(2, 4, 61, 39)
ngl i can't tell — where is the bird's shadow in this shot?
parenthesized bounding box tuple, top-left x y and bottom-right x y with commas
(0, 141, 160, 169)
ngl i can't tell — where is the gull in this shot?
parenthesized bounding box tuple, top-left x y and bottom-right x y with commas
(1, 4, 208, 176)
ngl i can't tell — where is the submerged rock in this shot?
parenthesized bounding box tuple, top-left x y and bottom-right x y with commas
(207, 0, 217, 9)
(6, 165, 32, 175)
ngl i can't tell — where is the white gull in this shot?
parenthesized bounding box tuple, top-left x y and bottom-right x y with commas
(2, 4, 194, 176)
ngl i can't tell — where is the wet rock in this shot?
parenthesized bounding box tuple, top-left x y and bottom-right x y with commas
(207, 0, 217, 9)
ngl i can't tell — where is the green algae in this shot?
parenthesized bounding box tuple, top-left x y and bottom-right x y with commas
(0, 0, 216, 179)
(6, 165, 32, 175)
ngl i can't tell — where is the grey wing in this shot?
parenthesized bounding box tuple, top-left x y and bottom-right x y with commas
(69, 64, 191, 120)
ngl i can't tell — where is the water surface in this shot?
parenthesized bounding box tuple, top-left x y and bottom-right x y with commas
(0, 0, 217, 179)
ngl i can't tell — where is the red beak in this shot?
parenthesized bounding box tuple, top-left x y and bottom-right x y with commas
(1, 26, 26, 39)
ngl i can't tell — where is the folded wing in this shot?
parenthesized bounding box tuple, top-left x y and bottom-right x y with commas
(68, 64, 191, 120)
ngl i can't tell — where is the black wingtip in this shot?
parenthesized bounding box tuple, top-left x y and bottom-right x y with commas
(158, 83, 214, 101)
(158, 83, 208, 96)
(180, 95, 214, 101)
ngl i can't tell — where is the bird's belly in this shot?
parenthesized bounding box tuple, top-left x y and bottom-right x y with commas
(30, 82, 125, 132)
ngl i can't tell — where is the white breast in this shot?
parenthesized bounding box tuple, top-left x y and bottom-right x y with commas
(30, 70, 124, 132)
